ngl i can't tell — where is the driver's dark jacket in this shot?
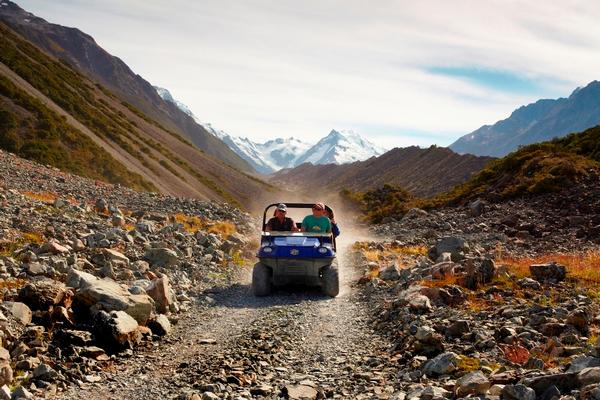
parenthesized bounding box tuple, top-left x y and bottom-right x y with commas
(266, 217, 294, 231)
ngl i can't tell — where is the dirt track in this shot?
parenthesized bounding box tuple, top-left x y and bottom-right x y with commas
(55, 232, 399, 400)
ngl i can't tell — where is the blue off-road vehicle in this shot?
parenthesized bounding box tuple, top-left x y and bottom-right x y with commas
(252, 203, 339, 297)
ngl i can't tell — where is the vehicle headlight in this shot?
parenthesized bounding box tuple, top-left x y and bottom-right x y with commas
(318, 247, 329, 254)
(262, 246, 273, 253)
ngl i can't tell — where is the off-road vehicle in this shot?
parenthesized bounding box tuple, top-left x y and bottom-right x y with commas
(252, 203, 339, 297)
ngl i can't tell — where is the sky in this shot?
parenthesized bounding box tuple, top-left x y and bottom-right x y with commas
(16, 0, 600, 148)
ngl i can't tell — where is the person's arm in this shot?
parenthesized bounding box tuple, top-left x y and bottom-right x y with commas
(288, 218, 298, 232)
(265, 218, 273, 232)
(300, 216, 308, 232)
(332, 222, 340, 238)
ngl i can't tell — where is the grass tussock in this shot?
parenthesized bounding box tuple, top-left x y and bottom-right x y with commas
(22, 191, 58, 203)
(499, 250, 600, 286)
(172, 214, 237, 239)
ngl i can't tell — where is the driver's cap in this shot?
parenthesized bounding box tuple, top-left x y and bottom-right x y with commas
(277, 203, 287, 211)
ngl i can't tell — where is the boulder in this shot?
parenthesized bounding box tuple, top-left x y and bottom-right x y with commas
(148, 314, 171, 336)
(429, 237, 468, 261)
(409, 295, 432, 313)
(579, 367, 600, 387)
(283, 384, 318, 400)
(468, 199, 485, 217)
(530, 262, 566, 283)
(379, 264, 401, 281)
(102, 249, 129, 265)
(0, 348, 11, 387)
(32, 363, 58, 382)
(501, 384, 536, 400)
(145, 276, 172, 314)
(94, 310, 142, 351)
(69, 269, 153, 324)
(522, 372, 578, 395)
(18, 279, 70, 311)
(517, 277, 541, 290)
(454, 370, 490, 396)
(144, 248, 178, 267)
(568, 356, 600, 373)
(0, 302, 31, 325)
(37, 241, 69, 255)
(422, 352, 459, 376)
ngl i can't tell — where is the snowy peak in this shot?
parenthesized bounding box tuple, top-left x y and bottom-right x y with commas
(204, 126, 385, 174)
(154, 86, 200, 123)
(295, 129, 385, 166)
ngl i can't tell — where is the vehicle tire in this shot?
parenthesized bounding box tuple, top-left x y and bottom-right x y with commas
(321, 263, 339, 297)
(252, 262, 272, 296)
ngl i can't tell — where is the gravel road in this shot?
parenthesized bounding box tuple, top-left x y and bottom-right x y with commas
(56, 233, 399, 400)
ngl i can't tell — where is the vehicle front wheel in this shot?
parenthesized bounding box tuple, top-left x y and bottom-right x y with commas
(321, 264, 339, 297)
(252, 262, 272, 296)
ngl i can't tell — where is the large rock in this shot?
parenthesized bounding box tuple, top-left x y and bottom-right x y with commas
(102, 249, 129, 265)
(522, 372, 578, 395)
(94, 310, 141, 351)
(454, 370, 490, 396)
(429, 237, 469, 261)
(579, 367, 600, 387)
(37, 241, 69, 255)
(0, 302, 31, 325)
(530, 262, 566, 283)
(283, 384, 318, 400)
(68, 269, 153, 324)
(423, 352, 459, 376)
(0, 348, 11, 387)
(148, 314, 171, 336)
(145, 276, 171, 314)
(379, 264, 401, 281)
(144, 248, 178, 267)
(18, 279, 70, 311)
(501, 384, 536, 400)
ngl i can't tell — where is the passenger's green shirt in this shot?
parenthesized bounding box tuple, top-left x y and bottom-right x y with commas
(302, 215, 331, 233)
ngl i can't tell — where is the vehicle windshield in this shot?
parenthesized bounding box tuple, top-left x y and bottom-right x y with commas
(273, 236, 320, 247)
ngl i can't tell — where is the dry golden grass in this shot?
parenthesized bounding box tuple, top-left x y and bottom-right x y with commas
(174, 213, 204, 233)
(457, 355, 481, 372)
(207, 221, 236, 238)
(419, 274, 460, 288)
(499, 250, 600, 286)
(21, 232, 44, 245)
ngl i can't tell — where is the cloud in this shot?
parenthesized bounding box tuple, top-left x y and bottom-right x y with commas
(17, 0, 600, 145)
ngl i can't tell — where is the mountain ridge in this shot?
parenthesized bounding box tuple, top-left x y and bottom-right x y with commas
(450, 81, 600, 157)
(271, 145, 493, 197)
(0, 0, 255, 173)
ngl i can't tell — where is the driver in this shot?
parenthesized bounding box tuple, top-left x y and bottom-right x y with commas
(265, 203, 297, 231)
(301, 202, 331, 233)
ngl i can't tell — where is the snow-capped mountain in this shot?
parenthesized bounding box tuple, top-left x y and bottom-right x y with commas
(294, 129, 385, 166)
(154, 86, 201, 123)
(203, 127, 384, 174)
(153, 86, 385, 174)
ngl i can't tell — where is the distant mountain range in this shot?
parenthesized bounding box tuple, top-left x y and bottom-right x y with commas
(451, 81, 600, 157)
(154, 86, 384, 173)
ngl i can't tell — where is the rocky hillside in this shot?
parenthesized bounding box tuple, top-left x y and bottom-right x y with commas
(0, 0, 254, 173)
(0, 149, 258, 398)
(0, 21, 273, 210)
(271, 145, 494, 197)
(351, 173, 600, 399)
(450, 80, 600, 157)
(436, 125, 600, 206)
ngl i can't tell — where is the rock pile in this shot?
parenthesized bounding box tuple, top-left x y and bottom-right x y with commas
(355, 234, 600, 399)
(0, 150, 255, 398)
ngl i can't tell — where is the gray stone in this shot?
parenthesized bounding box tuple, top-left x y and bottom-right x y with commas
(568, 356, 600, 373)
(102, 249, 129, 265)
(69, 269, 153, 324)
(468, 199, 485, 217)
(94, 310, 141, 351)
(1, 302, 31, 325)
(145, 248, 178, 267)
(379, 264, 401, 281)
(32, 363, 58, 381)
(580, 367, 600, 387)
(501, 384, 536, 400)
(429, 236, 468, 261)
(37, 241, 69, 255)
(454, 370, 490, 396)
(148, 314, 171, 336)
(517, 277, 541, 290)
(423, 352, 459, 376)
(409, 295, 432, 313)
(10, 385, 33, 400)
(0, 385, 9, 400)
(446, 320, 470, 337)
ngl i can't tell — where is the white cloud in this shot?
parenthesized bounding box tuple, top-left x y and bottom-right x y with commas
(17, 0, 600, 145)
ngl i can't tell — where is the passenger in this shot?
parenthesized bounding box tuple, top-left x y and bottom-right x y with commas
(324, 205, 340, 238)
(301, 202, 331, 233)
(265, 203, 296, 232)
